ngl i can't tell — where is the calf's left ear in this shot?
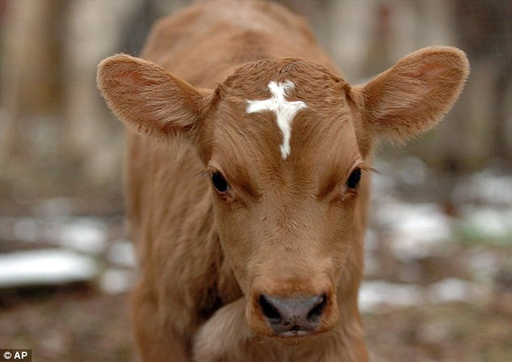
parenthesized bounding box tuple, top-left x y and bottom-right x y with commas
(356, 46, 469, 141)
(97, 54, 208, 142)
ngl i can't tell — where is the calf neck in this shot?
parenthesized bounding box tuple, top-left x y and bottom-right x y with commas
(97, 0, 469, 361)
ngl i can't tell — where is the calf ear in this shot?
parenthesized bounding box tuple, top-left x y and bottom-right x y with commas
(358, 46, 469, 141)
(97, 54, 207, 141)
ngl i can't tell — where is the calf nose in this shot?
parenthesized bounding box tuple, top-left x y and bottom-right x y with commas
(258, 294, 327, 336)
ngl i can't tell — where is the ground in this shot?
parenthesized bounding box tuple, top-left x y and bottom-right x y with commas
(1, 281, 512, 361)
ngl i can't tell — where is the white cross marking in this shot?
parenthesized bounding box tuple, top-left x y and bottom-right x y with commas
(246, 81, 307, 159)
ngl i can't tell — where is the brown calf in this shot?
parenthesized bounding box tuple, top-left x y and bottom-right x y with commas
(97, 0, 469, 361)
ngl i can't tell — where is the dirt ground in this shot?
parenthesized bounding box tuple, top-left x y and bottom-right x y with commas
(1, 282, 511, 362)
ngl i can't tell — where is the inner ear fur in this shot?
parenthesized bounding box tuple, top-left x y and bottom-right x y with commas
(358, 46, 470, 141)
(97, 54, 209, 142)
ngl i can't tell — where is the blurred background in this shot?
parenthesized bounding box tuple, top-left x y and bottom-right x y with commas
(0, 0, 511, 361)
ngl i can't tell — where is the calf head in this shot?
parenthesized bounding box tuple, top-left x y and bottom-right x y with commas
(97, 47, 469, 339)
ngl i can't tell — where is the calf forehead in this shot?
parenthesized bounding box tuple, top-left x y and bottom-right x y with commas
(211, 59, 360, 189)
(221, 59, 346, 106)
(213, 59, 355, 161)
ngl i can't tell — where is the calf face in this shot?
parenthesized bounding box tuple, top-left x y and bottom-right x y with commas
(97, 47, 468, 340)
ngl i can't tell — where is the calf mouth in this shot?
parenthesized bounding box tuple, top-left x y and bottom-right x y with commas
(270, 325, 329, 347)
(273, 325, 320, 339)
(279, 329, 314, 337)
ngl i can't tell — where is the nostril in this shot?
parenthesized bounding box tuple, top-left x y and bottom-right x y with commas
(259, 295, 281, 324)
(307, 293, 327, 323)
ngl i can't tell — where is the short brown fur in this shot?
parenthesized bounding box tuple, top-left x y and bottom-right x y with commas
(97, 1, 469, 361)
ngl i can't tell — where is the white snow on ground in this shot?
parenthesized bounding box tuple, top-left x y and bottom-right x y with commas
(359, 278, 479, 313)
(0, 249, 98, 288)
(107, 240, 137, 268)
(467, 250, 500, 284)
(427, 278, 474, 304)
(373, 202, 452, 260)
(359, 281, 423, 312)
(57, 217, 108, 254)
(12, 217, 39, 242)
(99, 268, 136, 294)
(454, 171, 512, 207)
(1, 216, 109, 253)
(458, 206, 512, 241)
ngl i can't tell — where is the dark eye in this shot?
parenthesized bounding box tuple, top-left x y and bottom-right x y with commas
(347, 168, 362, 190)
(212, 171, 229, 193)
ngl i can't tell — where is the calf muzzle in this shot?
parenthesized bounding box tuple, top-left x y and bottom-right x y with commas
(258, 293, 327, 336)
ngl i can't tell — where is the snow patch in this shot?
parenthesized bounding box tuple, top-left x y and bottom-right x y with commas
(375, 202, 452, 260)
(359, 281, 423, 312)
(0, 249, 98, 288)
(58, 218, 108, 254)
(107, 240, 137, 268)
(99, 268, 135, 294)
(427, 278, 474, 303)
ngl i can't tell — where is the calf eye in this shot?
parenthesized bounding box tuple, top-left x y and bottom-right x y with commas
(347, 168, 362, 190)
(211, 171, 229, 193)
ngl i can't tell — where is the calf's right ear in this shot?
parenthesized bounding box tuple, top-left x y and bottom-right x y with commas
(97, 54, 208, 142)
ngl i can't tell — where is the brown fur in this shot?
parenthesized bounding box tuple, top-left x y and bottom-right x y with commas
(96, 1, 469, 361)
